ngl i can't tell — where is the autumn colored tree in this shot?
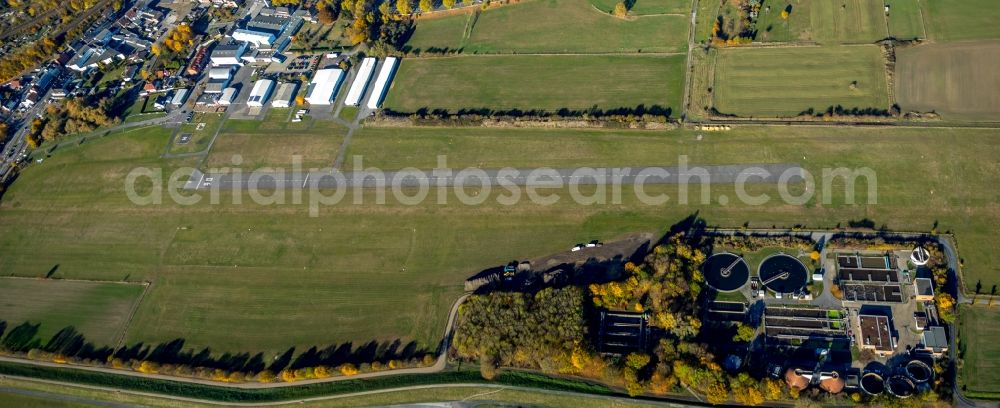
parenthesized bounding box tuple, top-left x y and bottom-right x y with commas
(733, 323, 756, 342)
(625, 352, 650, 370)
(257, 370, 276, 382)
(442, 0, 454, 9)
(317, 6, 336, 24)
(479, 355, 498, 380)
(338, 363, 359, 376)
(762, 378, 783, 401)
(612, 1, 627, 17)
(419, 0, 432, 12)
(935, 293, 956, 323)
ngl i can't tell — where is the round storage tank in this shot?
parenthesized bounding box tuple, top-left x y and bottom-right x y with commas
(703, 253, 750, 292)
(860, 372, 885, 395)
(758, 254, 809, 294)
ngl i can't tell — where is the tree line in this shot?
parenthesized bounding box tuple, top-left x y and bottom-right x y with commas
(0, 320, 436, 383)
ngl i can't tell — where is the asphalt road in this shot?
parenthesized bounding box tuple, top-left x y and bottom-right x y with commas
(186, 163, 804, 190)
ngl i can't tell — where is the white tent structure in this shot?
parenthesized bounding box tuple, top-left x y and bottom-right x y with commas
(344, 57, 377, 106)
(305, 68, 345, 105)
(366, 57, 398, 110)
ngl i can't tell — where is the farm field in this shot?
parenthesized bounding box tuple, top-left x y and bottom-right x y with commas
(884, 0, 926, 39)
(712, 45, 890, 117)
(754, 0, 887, 43)
(958, 306, 1000, 398)
(382, 55, 685, 113)
(404, 0, 689, 54)
(0, 279, 145, 347)
(1, 123, 999, 357)
(923, 0, 1000, 41)
(895, 41, 1000, 120)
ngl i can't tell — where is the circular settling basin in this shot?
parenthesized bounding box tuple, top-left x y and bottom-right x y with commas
(703, 253, 750, 292)
(758, 253, 809, 293)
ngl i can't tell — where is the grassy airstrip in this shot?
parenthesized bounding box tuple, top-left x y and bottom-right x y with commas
(0, 279, 145, 347)
(712, 45, 890, 117)
(383, 55, 685, 113)
(4, 122, 997, 357)
(204, 118, 347, 170)
(404, 0, 688, 54)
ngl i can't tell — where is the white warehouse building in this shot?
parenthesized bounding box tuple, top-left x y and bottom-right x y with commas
(344, 57, 377, 106)
(247, 79, 275, 107)
(208, 67, 233, 80)
(219, 87, 238, 106)
(366, 57, 398, 110)
(271, 82, 298, 108)
(305, 68, 345, 105)
(232, 29, 276, 46)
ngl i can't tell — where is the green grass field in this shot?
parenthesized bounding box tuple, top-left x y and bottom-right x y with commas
(958, 306, 1000, 398)
(712, 45, 890, 117)
(405, 0, 689, 54)
(754, 0, 888, 43)
(1, 121, 998, 358)
(168, 113, 225, 155)
(885, 0, 925, 39)
(589, 0, 690, 15)
(403, 13, 471, 53)
(0, 279, 145, 347)
(203, 131, 343, 171)
(383, 55, 685, 113)
(0, 375, 666, 408)
(924, 0, 1000, 41)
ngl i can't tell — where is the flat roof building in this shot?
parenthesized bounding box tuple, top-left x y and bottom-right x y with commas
(344, 57, 376, 106)
(921, 326, 948, 355)
(271, 82, 298, 108)
(208, 67, 233, 80)
(210, 41, 247, 66)
(858, 314, 896, 355)
(914, 278, 935, 302)
(233, 29, 276, 46)
(305, 68, 344, 105)
(170, 88, 189, 106)
(366, 57, 398, 110)
(219, 87, 238, 105)
(204, 78, 230, 94)
(247, 14, 288, 34)
(247, 79, 275, 107)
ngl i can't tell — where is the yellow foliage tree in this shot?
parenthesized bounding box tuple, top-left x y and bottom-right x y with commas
(612, 1, 627, 17)
(339, 363, 359, 376)
(314, 366, 331, 378)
